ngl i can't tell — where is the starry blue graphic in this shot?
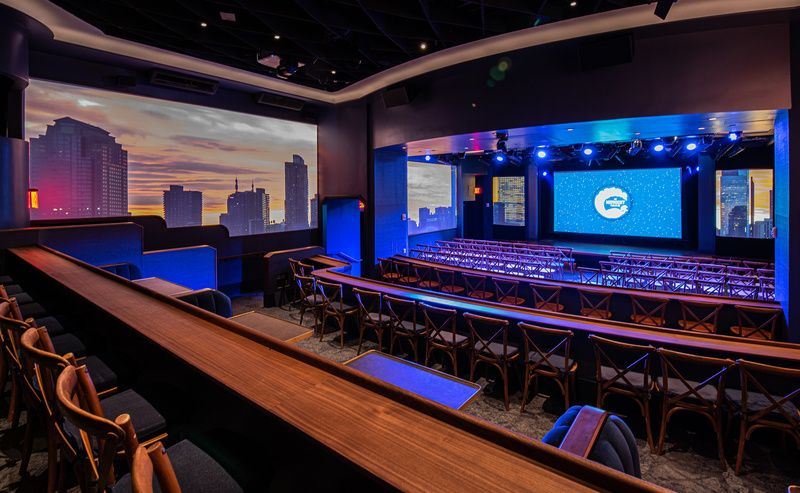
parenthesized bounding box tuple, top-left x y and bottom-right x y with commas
(553, 168, 683, 239)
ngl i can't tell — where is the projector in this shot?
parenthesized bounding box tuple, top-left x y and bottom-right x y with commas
(257, 51, 281, 69)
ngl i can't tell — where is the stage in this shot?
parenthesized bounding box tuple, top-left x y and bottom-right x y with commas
(532, 239, 706, 258)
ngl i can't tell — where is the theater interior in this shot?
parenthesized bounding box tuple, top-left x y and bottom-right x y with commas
(1, 1, 800, 492)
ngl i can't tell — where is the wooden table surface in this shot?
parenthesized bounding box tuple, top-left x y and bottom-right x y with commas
(229, 311, 313, 343)
(133, 277, 192, 296)
(9, 245, 666, 493)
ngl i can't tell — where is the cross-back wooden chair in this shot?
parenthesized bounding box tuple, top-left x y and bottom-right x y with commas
(661, 275, 696, 294)
(396, 261, 419, 286)
(463, 312, 518, 410)
(577, 267, 601, 285)
(629, 294, 669, 327)
(732, 359, 800, 475)
(294, 274, 322, 329)
(588, 335, 656, 451)
(730, 305, 782, 340)
(529, 283, 564, 313)
(758, 273, 776, 301)
(655, 348, 735, 467)
(377, 258, 402, 283)
(420, 303, 468, 376)
(461, 273, 493, 301)
(726, 275, 760, 299)
(414, 265, 440, 290)
(577, 287, 613, 320)
(696, 276, 726, 297)
(434, 268, 465, 295)
(599, 261, 625, 288)
(677, 299, 722, 334)
(352, 288, 390, 355)
(494, 279, 525, 306)
(317, 281, 358, 347)
(0, 298, 36, 427)
(518, 322, 576, 412)
(384, 295, 423, 362)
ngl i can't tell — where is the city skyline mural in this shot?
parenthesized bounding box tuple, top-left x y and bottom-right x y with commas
(25, 79, 318, 235)
(715, 169, 773, 238)
(407, 161, 457, 235)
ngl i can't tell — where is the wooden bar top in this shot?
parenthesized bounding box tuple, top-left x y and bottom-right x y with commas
(314, 267, 800, 364)
(8, 245, 665, 493)
(133, 277, 192, 296)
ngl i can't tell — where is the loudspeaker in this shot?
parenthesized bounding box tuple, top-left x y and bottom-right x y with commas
(579, 33, 634, 71)
(382, 86, 414, 108)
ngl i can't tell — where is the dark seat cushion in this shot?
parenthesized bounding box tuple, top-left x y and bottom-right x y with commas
(19, 302, 49, 319)
(0, 275, 13, 284)
(35, 315, 76, 337)
(51, 333, 87, 358)
(176, 289, 233, 318)
(12, 292, 35, 306)
(100, 262, 142, 281)
(112, 439, 243, 493)
(431, 331, 468, 345)
(4, 284, 23, 295)
(600, 366, 647, 389)
(84, 356, 118, 393)
(542, 405, 641, 478)
(474, 341, 519, 357)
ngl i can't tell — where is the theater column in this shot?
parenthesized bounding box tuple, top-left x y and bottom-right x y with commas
(696, 154, 716, 254)
(0, 7, 31, 229)
(373, 145, 409, 260)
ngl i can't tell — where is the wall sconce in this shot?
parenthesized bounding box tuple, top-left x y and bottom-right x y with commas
(358, 200, 366, 212)
(474, 186, 483, 195)
(28, 188, 39, 209)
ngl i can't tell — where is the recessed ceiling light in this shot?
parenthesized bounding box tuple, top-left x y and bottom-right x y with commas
(708, 117, 717, 121)
(567, 128, 574, 132)
(420, 42, 428, 50)
(698, 127, 705, 131)
(331, 70, 336, 75)
(200, 22, 208, 27)
(634, 132, 641, 135)
(469, 137, 475, 141)
(274, 34, 281, 40)
(570, 1, 577, 6)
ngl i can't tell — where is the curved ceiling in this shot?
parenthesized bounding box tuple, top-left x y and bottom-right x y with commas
(4, 0, 800, 104)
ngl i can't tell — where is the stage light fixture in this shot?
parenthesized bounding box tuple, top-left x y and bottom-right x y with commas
(583, 147, 594, 156)
(728, 131, 741, 141)
(495, 153, 506, 163)
(542, 170, 548, 177)
(652, 143, 665, 152)
(685, 142, 698, 151)
(627, 139, 643, 156)
(696, 166, 701, 172)
(200, 22, 208, 27)
(424, 154, 431, 162)
(536, 149, 548, 159)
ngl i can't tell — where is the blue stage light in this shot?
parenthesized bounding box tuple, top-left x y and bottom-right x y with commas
(542, 170, 548, 177)
(728, 131, 739, 141)
(536, 150, 547, 159)
(583, 147, 594, 156)
(424, 154, 431, 161)
(696, 165, 701, 172)
(495, 153, 505, 163)
(685, 142, 697, 151)
(652, 143, 665, 152)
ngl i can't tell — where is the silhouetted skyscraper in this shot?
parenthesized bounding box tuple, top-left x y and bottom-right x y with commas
(29, 117, 128, 219)
(163, 185, 202, 228)
(219, 179, 269, 237)
(284, 154, 309, 231)
(719, 170, 748, 237)
(310, 193, 319, 228)
(728, 205, 748, 237)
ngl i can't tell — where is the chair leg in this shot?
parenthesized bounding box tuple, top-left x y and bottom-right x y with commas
(714, 411, 726, 469)
(47, 424, 59, 493)
(8, 376, 20, 428)
(20, 410, 35, 476)
(451, 350, 458, 377)
(563, 375, 571, 411)
(657, 404, 669, 455)
(356, 321, 366, 355)
(339, 316, 346, 348)
(735, 421, 747, 475)
(469, 352, 476, 381)
(501, 365, 510, 411)
(644, 398, 655, 453)
(319, 313, 328, 342)
(520, 370, 531, 413)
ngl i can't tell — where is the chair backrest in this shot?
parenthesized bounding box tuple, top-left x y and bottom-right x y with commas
(461, 273, 488, 293)
(176, 289, 233, 318)
(577, 288, 612, 318)
(726, 275, 759, 299)
(316, 280, 345, 310)
(733, 305, 782, 340)
(530, 283, 561, 309)
(629, 294, 669, 327)
(463, 312, 511, 360)
(736, 359, 800, 434)
(0, 298, 33, 372)
(56, 364, 139, 491)
(287, 258, 302, 277)
(494, 278, 520, 301)
(588, 335, 655, 391)
(131, 442, 181, 493)
(420, 303, 459, 345)
(414, 265, 435, 285)
(518, 322, 573, 374)
(577, 267, 601, 285)
(678, 300, 722, 334)
(434, 268, 458, 287)
(352, 288, 382, 324)
(657, 348, 734, 405)
(695, 278, 725, 297)
(383, 295, 416, 331)
(377, 258, 399, 280)
(294, 274, 315, 299)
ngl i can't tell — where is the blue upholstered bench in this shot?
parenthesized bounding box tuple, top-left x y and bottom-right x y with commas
(99, 262, 142, 281)
(176, 289, 233, 318)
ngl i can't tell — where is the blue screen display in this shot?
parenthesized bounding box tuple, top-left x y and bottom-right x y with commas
(553, 168, 683, 239)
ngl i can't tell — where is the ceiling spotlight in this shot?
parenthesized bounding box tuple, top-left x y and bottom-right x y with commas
(567, 128, 574, 132)
(728, 131, 741, 141)
(495, 153, 506, 163)
(274, 34, 281, 40)
(570, 1, 577, 6)
(583, 147, 594, 156)
(331, 70, 336, 75)
(627, 139, 643, 156)
(200, 22, 208, 27)
(696, 166, 701, 172)
(685, 142, 698, 151)
(542, 170, 549, 177)
(536, 149, 548, 159)
(420, 42, 428, 50)
(652, 142, 665, 152)
(424, 154, 431, 162)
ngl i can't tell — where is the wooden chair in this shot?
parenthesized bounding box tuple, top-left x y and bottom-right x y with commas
(294, 274, 323, 329)
(464, 313, 519, 410)
(396, 261, 420, 286)
(730, 359, 800, 475)
(494, 278, 525, 306)
(529, 283, 564, 313)
(434, 268, 465, 295)
(577, 287, 613, 320)
(730, 305, 782, 340)
(317, 281, 358, 347)
(462, 273, 493, 301)
(377, 258, 401, 283)
(352, 288, 390, 354)
(677, 300, 722, 334)
(518, 323, 576, 412)
(414, 265, 440, 290)
(696, 277, 725, 297)
(385, 295, 423, 362)
(655, 348, 735, 467)
(577, 267, 601, 285)
(629, 294, 669, 327)
(421, 303, 469, 376)
(726, 275, 760, 299)
(588, 335, 656, 451)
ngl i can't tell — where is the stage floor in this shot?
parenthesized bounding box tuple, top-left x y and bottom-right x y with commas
(533, 239, 701, 257)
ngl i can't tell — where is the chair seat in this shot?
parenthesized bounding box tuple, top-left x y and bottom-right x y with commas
(84, 355, 119, 392)
(431, 331, 468, 346)
(35, 315, 76, 336)
(399, 276, 419, 285)
(527, 353, 576, 373)
(600, 366, 648, 389)
(4, 284, 23, 295)
(581, 308, 613, 320)
(678, 320, 716, 334)
(468, 290, 494, 300)
(535, 301, 565, 312)
(10, 291, 34, 305)
(475, 341, 519, 358)
(725, 389, 799, 418)
(113, 439, 243, 493)
(418, 280, 440, 289)
(304, 294, 324, 306)
(499, 295, 526, 306)
(658, 377, 719, 402)
(441, 285, 465, 294)
(326, 303, 357, 315)
(729, 325, 773, 340)
(0, 275, 13, 284)
(382, 273, 402, 281)
(393, 320, 423, 334)
(101, 390, 167, 440)
(630, 314, 666, 327)
(19, 302, 49, 319)
(52, 333, 87, 358)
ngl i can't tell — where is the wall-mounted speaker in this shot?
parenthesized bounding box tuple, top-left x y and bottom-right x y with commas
(256, 92, 305, 111)
(149, 70, 219, 95)
(579, 33, 634, 71)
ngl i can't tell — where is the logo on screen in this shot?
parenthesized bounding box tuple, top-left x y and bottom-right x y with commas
(594, 187, 630, 220)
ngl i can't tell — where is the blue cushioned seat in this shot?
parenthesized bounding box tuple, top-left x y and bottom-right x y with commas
(51, 333, 87, 358)
(542, 405, 641, 478)
(100, 262, 142, 281)
(84, 356, 118, 392)
(112, 439, 243, 493)
(176, 289, 233, 318)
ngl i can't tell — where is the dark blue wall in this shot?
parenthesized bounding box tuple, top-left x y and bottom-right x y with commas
(373, 145, 408, 263)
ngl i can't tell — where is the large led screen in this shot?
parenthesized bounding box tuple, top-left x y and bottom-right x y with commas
(407, 162, 457, 235)
(715, 169, 773, 238)
(26, 79, 318, 236)
(553, 168, 682, 239)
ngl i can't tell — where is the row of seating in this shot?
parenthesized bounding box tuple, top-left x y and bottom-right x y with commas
(378, 259, 783, 340)
(0, 275, 242, 492)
